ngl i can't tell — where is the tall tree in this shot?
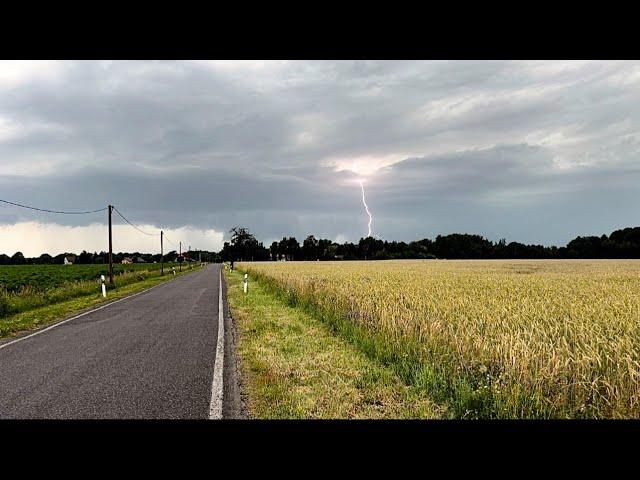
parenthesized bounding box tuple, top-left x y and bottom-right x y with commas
(302, 235, 319, 260)
(222, 226, 269, 261)
(278, 237, 300, 261)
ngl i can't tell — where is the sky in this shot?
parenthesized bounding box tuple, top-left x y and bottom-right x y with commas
(0, 60, 639, 256)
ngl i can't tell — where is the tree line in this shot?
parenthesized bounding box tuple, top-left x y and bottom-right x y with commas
(3, 226, 640, 265)
(218, 226, 640, 261)
(0, 249, 220, 265)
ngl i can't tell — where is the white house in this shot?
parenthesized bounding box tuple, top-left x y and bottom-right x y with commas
(63, 255, 76, 265)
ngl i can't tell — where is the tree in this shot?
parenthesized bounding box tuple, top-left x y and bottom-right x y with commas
(278, 237, 300, 261)
(77, 250, 93, 264)
(302, 235, 319, 260)
(11, 251, 26, 265)
(432, 234, 493, 259)
(53, 253, 67, 264)
(269, 241, 280, 261)
(336, 241, 358, 260)
(38, 253, 53, 264)
(165, 250, 179, 262)
(211, 225, 640, 261)
(317, 239, 334, 260)
(358, 237, 384, 259)
(229, 227, 256, 245)
(222, 227, 269, 261)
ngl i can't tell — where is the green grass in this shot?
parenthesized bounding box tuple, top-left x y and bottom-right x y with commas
(0, 264, 204, 339)
(225, 267, 443, 419)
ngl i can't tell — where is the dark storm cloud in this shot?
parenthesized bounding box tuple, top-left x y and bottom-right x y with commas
(0, 163, 364, 242)
(1, 60, 639, 247)
(363, 143, 640, 244)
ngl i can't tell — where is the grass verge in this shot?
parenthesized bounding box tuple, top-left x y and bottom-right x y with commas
(0, 264, 204, 339)
(225, 268, 444, 419)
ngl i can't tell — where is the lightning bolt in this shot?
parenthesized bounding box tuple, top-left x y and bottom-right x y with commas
(359, 179, 373, 238)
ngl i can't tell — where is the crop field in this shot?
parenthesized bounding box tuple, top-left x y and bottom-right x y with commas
(237, 260, 640, 418)
(0, 263, 164, 293)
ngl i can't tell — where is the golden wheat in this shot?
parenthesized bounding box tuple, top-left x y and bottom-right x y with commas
(237, 260, 640, 418)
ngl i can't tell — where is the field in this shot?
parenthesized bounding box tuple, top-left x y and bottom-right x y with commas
(0, 263, 164, 292)
(0, 262, 198, 331)
(236, 260, 640, 418)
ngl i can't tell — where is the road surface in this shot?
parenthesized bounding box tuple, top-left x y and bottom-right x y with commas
(0, 264, 242, 419)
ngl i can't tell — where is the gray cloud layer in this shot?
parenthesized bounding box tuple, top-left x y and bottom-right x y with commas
(1, 60, 639, 247)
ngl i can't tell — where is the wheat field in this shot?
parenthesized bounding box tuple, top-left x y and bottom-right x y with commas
(237, 260, 640, 418)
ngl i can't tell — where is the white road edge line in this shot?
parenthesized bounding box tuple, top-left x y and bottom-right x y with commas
(0, 275, 181, 351)
(209, 267, 225, 419)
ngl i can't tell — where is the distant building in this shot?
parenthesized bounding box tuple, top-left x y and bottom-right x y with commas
(63, 255, 76, 265)
(121, 257, 133, 264)
(134, 257, 146, 263)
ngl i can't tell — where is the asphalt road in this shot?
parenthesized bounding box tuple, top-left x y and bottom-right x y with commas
(0, 263, 240, 419)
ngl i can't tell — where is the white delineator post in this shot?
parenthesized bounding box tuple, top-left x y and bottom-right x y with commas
(100, 275, 107, 298)
(243, 273, 248, 294)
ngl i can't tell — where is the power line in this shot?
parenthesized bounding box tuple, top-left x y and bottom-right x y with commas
(112, 207, 158, 237)
(163, 233, 178, 248)
(3, 197, 184, 256)
(1, 198, 179, 244)
(0, 198, 108, 215)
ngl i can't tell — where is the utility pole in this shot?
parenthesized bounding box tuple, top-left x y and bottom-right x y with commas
(179, 241, 182, 272)
(108, 205, 114, 285)
(161, 230, 164, 275)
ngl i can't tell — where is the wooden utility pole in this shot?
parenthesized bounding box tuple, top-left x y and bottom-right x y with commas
(108, 205, 114, 285)
(160, 230, 164, 275)
(179, 241, 182, 272)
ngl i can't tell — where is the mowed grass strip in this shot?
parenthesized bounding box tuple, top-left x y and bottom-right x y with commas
(0, 265, 204, 339)
(225, 268, 443, 419)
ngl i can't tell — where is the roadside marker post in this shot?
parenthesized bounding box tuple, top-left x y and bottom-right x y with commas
(243, 273, 248, 294)
(100, 275, 107, 298)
